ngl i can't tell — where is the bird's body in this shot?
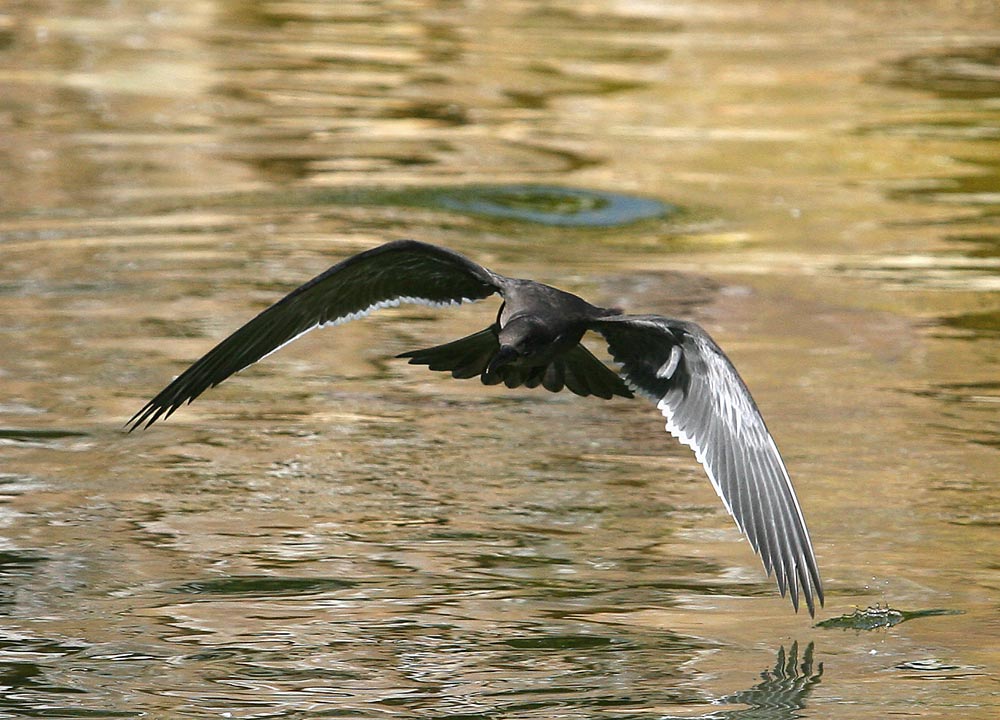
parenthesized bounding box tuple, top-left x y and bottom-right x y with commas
(129, 239, 823, 615)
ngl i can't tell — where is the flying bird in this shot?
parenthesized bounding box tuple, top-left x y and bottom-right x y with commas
(128, 239, 823, 615)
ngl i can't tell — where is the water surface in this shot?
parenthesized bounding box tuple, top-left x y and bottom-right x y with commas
(1, 1, 998, 718)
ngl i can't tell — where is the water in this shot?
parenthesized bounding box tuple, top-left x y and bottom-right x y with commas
(1, 1, 998, 717)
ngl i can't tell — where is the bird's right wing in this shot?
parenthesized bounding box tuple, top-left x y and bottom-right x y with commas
(591, 314, 823, 615)
(128, 240, 503, 429)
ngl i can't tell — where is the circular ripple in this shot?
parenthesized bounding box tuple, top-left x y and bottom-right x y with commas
(429, 184, 673, 227)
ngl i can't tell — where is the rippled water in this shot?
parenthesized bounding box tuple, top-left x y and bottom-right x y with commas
(1, 1, 998, 718)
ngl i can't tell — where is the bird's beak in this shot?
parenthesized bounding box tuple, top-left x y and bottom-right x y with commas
(487, 345, 519, 375)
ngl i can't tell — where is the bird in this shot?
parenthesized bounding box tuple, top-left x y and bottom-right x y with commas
(128, 239, 823, 615)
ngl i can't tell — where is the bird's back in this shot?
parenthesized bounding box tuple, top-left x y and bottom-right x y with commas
(498, 278, 620, 330)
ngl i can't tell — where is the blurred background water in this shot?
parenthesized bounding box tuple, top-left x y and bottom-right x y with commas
(1, 1, 998, 717)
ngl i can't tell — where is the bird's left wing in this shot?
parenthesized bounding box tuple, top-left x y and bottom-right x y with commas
(591, 315, 823, 615)
(128, 240, 503, 430)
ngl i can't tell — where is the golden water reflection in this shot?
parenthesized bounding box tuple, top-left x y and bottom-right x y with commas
(1, 0, 998, 718)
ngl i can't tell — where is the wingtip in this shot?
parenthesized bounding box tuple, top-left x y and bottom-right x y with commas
(798, 562, 822, 618)
(801, 591, 814, 618)
(124, 399, 176, 432)
(124, 406, 148, 433)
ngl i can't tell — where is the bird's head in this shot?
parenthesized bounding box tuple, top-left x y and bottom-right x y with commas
(487, 314, 551, 374)
(487, 344, 521, 374)
(491, 314, 550, 370)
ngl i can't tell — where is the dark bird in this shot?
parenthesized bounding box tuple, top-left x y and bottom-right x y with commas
(128, 239, 823, 615)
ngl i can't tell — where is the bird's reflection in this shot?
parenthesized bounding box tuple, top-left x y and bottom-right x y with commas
(673, 642, 823, 720)
(716, 642, 823, 719)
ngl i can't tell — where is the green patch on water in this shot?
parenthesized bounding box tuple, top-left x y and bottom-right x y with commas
(425, 184, 673, 226)
(0, 428, 89, 442)
(816, 605, 963, 630)
(940, 310, 1000, 338)
(503, 634, 615, 650)
(172, 575, 358, 597)
(94, 184, 676, 230)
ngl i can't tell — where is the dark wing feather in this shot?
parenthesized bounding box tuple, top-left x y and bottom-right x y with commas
(128, 240, 503, 429)
(592, 315, 823, 615)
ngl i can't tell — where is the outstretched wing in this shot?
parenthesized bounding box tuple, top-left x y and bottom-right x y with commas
(592, 315, 823, 615)
(128, 240, 504, 430)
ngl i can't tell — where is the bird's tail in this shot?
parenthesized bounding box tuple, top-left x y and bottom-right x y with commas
(398, 328, 632, 400)
(397, 327, 499, 379)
